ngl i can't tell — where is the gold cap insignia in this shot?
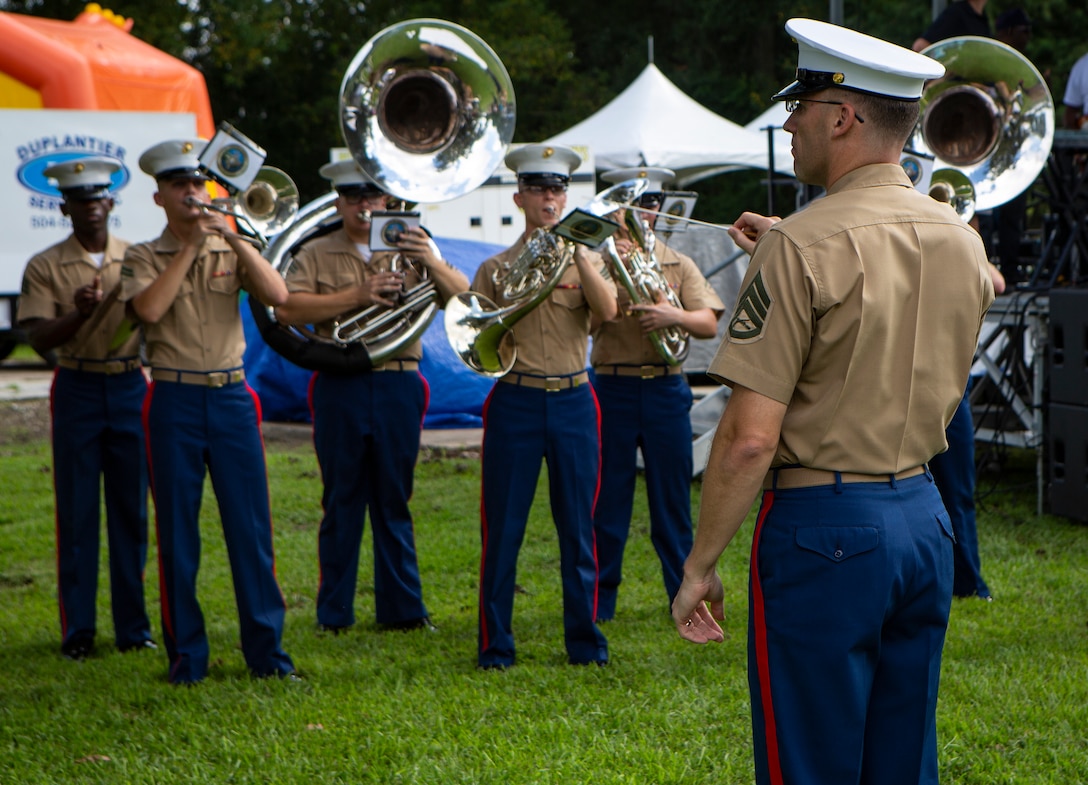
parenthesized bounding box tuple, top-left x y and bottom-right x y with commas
(833, 73, 844, 84)
(182, 142, 193, 153)
(542, 147, 554, 158)
(74, 163, 85, 173)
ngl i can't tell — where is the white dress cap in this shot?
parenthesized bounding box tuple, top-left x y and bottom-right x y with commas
(43, 156, 120, 200)
(138, 139, 208, 180)
(318, 159, 383, 193)
(774, 18, 945, 101)
(504, 144, 582, 183)
(601, 166, 676, 193)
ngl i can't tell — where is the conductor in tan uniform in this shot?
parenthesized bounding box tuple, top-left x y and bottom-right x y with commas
(671, 20, 995, 785)
(473, 144, 617, 670)
(590, 166, 724, 621)
(120, 139, 296, 685)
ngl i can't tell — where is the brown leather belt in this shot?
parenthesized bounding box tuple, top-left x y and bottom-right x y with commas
(763, 465, 927, 490)
(499, 371, 590, 391)
(595, 364, 682, 379)
(370, 360, 420, 372)
(57, 357, 141, 375)
(151, 368, 246, 388)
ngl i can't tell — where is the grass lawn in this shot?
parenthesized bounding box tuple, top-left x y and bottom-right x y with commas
(1, 404, 1086, 783)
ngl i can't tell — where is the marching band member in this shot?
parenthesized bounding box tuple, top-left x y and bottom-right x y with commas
(472, 144, 616, 670)
(120, 139, 296, 684)
(18, 156, 154, 661)
(590, 167, 724, 622)
(672, 20, 993, 783)
(274, 160, 468, 635)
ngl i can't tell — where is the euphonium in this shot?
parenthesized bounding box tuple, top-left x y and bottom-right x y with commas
(445, 179, 649, 377)
(601, 206, 690, 366)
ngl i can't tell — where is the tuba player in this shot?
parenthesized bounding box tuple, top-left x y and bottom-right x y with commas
(274, 160, 468, 636)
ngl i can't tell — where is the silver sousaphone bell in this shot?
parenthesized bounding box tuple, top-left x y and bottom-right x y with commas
(911, 36, 1054, 214)
(339, 18, 516, 203)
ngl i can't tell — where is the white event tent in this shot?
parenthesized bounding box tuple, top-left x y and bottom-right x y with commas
(544, 63, 795, 186)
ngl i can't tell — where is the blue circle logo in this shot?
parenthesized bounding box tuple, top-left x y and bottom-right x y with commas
(17, 153, 129, 197)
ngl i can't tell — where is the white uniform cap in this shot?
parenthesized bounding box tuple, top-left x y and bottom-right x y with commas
(601, 166, 675, 193)
(773, 18, 945, 102)
(505, 144, 582, 185)
(138, 139, 208, 181)
(43, 156, 120, 200)
(318, 160, 383, 194)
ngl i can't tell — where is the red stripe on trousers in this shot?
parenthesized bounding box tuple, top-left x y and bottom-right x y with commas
(750, 491, 784, 785)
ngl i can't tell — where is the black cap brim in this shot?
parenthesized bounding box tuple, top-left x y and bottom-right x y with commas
(336, 184, 385, 198)
(61, 186, 112, 202)
(772, 68, 845, 101)
(518, 173, 570, 187)
(156, 168, 209, 183)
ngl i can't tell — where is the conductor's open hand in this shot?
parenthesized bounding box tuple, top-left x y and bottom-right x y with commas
(671, 573, 726, 644)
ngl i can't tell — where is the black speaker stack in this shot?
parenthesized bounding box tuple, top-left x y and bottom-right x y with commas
(1047, 288, 1088, 521)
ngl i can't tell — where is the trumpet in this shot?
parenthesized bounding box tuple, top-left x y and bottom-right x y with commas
(184, 165, 300, 247)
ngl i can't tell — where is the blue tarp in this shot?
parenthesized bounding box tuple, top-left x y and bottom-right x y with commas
(241, 236, 505, 428)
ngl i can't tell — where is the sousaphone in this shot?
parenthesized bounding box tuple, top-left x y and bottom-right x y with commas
(249, 19, 515, 372)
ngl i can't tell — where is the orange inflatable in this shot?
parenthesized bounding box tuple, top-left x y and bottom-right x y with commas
(0, 5, 214, 138)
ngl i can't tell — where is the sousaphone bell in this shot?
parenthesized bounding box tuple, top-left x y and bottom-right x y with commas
(910, 36, 1054, 214)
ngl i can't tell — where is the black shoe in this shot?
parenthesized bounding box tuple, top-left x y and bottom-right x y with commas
(477, 662, 511, 671)
(118, 639, 158, 653)
(318, 624, 350, 635)
(61, 639, 94, 661)
(384, 617, 439, 632)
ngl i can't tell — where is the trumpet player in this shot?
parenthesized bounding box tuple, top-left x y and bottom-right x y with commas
(472, 144, 617, 670)
(274, 160, 468, 636)
(119, 139, 297, 684)
(590, 167, 724, 622)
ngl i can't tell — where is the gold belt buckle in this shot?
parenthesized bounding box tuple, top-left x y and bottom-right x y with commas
(206, 372, 227, 388)
(104, 360, 125, 375)
(544, 377, 562, 392)
(640, 365, 656, 379)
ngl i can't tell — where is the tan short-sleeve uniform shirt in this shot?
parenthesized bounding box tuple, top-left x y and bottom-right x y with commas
(590, 243, 725, 366)
(472, 237, 616, 377)
(119, 230, 250, 372)
(709, 164, 995, 474)
(285, 228, 425, 361)
(18, 234, 139, 362)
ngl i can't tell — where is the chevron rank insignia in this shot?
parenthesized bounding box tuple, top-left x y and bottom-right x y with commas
(728, 270, 773, 341)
